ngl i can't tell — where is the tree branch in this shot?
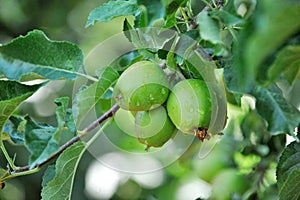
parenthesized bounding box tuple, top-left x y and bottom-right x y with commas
(12, 103, 120, 174)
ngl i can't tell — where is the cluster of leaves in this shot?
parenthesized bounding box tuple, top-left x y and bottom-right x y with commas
(0, 0, 299, 199)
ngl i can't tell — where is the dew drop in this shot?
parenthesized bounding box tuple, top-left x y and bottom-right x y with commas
(161, 88, 167, 95)
(149, 94, 154, 100)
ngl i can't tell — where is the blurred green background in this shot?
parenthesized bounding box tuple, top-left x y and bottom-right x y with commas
(0, 0, 283, 200)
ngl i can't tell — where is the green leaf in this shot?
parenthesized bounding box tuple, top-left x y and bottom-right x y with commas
(86, 0, 140, 27)
(174, 30, 198, 65)
(0, 80, 39, 141)
(111, 51, 143, 72)
(197, 11, 222, 44)
(42, 164, 56, 187)
(123, 18, 176, 59)
(230, 0, 300, 92)
(210, 10, 244, 27)
(245, 0, 300, 72)
(25, 116, 57, 167)
(268, 45, 300, 84)
(279, 169, 300, 200)
(0, 30, 84, 81)
(135, 0, 164, 27)
(25, 97, 76, 167)
(163, 0, 188, 28)
(134, 5, 148, 28)
(165, 0, 187, 15)
(277, 141, 300, 200)
(41, 142, 85, 200)
(73, 66, 119, 128)
(252, 84, 300, 136)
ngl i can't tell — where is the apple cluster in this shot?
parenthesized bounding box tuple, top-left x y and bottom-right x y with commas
(113, 61, 212, 149)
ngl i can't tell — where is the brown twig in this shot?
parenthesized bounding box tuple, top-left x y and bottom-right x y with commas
(83, 104, 120, 133)
(12, 103, 120, 174)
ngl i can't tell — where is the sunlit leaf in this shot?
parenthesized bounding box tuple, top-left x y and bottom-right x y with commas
(41, 142, 85, 200)
(0, 80, 39, 141)
(277, 141, 300, 200)
(73, 66, 119, 128)
(0, 30, 84, 81)
(86, 0, 140, 27)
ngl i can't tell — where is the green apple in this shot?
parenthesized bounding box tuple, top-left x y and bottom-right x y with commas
(114, 108, 136, 136)
(135, 106, 176, 149)
(166, 79, 212, 135)
(113, 61, 169, 111)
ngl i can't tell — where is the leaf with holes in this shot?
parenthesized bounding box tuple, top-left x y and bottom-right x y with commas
(0, 80, 39, 141)
(25, 97, 76, 167)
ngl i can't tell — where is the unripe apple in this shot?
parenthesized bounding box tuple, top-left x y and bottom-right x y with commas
(135, 106, 176, 149)
(166, 79, 212, 135)
(113, 61, 169, 111)
(114, 108, 136, 136)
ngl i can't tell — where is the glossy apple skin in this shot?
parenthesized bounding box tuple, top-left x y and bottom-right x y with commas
(166, 79, 212, 134)
(135, 106, 176, 148)
(113, 61, 169, 111)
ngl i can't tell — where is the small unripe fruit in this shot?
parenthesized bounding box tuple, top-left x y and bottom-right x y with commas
(113, 61, 169, 111)
(166, 79, 212, 134)
(135, 106, 176, 149)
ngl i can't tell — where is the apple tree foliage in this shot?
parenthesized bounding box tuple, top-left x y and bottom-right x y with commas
(0, 0, 300, 199)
